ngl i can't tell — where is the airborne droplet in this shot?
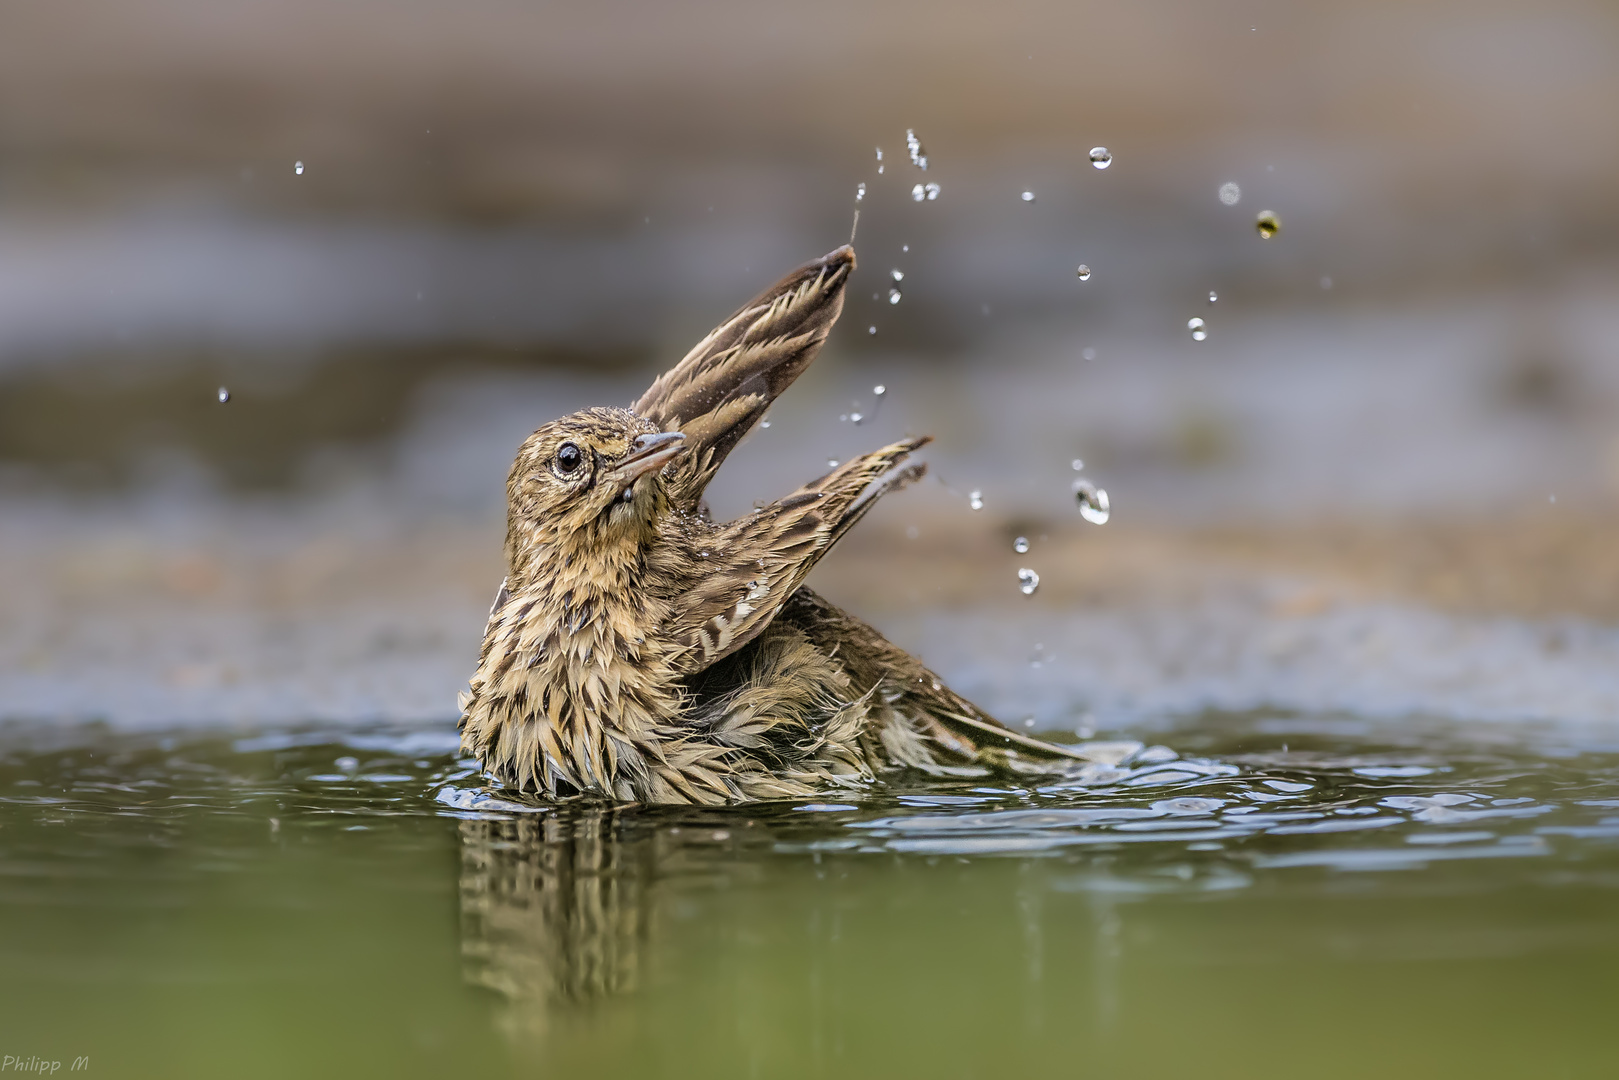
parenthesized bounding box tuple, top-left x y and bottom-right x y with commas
(1089, 147, 1112, 170)
(891, 269, 904, 282)
(911, 184, 925, 202)
(1073, 480, 1111, 524)
(924, 182, 940, 200)
(294, 160, 305, 176)
(873, 384, 887, 396)
(1017, 568, 1040, 595)
(1208, 290, 1218, 303)
(888, 288, 902, 305)
(906, 129, 928, 170)
(1188, 316, 1208, 342)
(216, 387, 231, 404)
(969, 490, 984, 511)
(1219, 181, 1240, 205)
(1081, 347, 1097, 361)
(1256, 210, 1281, 239)
(1076, 264, 1091, 281)
(868, 326, 877, 335)
(1013, 536, 1030, 554)
(1071, 458, 1084, 471)
(1021, 190, 1035, 202)
(856, 182, 866, 202)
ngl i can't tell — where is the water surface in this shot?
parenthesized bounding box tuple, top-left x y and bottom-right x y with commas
(3, 711, 1616, 1079)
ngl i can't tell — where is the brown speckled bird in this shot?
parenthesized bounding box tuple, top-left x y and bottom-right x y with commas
(458, 244, 1088, 803)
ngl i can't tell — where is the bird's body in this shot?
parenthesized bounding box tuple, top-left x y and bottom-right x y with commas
(459, 245, 1085, 803)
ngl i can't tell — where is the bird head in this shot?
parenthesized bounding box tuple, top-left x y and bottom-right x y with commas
(504, 406, 686, 577)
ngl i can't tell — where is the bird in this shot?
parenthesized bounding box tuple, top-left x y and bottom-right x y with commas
(458, 244, 1091, 804)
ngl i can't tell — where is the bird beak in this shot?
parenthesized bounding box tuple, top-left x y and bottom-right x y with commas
(610, 431, 686, 487)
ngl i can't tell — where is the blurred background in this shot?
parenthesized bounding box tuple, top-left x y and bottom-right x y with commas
(2, 0, 1617, 732)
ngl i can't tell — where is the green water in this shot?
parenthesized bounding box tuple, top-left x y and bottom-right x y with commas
(2, 714, 1616, 1079)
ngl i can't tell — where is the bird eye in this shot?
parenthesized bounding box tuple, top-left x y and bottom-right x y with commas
(555, 442, 583, 475)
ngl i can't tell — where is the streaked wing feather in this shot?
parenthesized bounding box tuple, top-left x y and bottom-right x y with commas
(668, 437, 931, 674)
(634, 246, 855, 511)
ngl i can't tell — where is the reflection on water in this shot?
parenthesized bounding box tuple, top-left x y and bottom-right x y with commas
(1, 713, 1618, 1077)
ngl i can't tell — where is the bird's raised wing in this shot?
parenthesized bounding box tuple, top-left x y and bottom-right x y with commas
(666, 436, 930, 675)
(634, 245, 855, 512)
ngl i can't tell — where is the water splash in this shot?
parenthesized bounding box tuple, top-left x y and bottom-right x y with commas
(1074, 480, 1111, 524)
(906, 129, 928, 170)
(1089, 147, 1112, 170)
(1018, 568, 1041, 596)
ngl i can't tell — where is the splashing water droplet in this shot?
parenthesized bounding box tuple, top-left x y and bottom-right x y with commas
(294, 160, 305, 175)
(906, 129, 928, 170)
(850, 412, 863, 424)
(1255, 210, 1281, 239)
(1089, 147, 1112, 169)
(1076, 264, 1091, 281)
(890, 268, 904, 282)
(1081, 347, 1097, 361)
(911, 184, 925, 202)
(1073, 480, 1111, 524)
(1188, 316, 1208, 341)
(969, 490, 984, 511)
(1021, 190, 1035, 202)
(1071, 458, 1084, 471)
(827, 459, 840, 469)
(1219, 181, 1241, 205)
(1013, 536, 1030, 554)
(1208, 290, 1218, 303)
(759, 419, 771, 428)
(216, 387, 231, 404)
(856, 182, 866, 202)
(873, 384, 886, 396)
(923, 182, 940, 200)
(876, 148, 883, 163)
(1017, 568, 1040, 595)
(888, 288, 902, 305)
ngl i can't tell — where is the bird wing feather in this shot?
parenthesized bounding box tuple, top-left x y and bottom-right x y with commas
(666, 436, 931, 674)
(633, 245, 855, 512)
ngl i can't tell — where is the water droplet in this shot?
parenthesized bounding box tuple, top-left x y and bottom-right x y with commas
(888, 288, 902, 305)
(1017, 568, 1041, 595)
(335, 756, 358, 771)
(906, 129, 928, 170)
(891, 268, 904, 282)
(1255, 210, 1281, 239)
(1219, 181, 1240, 205)
(1013, 536, 1030, 554)
(911, 184, 926, 202)
(1081, 347, 1097, 361)
(850, 412, 863, 424)
(873, 384, 887, 396)
(294, 160, 305, 175)
(1076, 264, 1091, 280)
(1071, 458, 1084, 471)
(868, 326, 877, 335)
(1320, 275, 1333, 290)
(759, 419, 771, 428)
(1021, 190, 1036, 202)
(856, 182, 866, 202)
(1188, 316, 1207, 341)
(901, 244, 910, 252)
(875, 148, 884, 162)
(969, 490, 984, 511)
(216, 387, 231, 403)
(827, 459, 840, 469)
(1089, 147, 1112, 169)
(1073, 480, 1111, 524)
(1208, 290, 1218, 303)
(924, 182, 940, 200)
(839, 413, 849, 422)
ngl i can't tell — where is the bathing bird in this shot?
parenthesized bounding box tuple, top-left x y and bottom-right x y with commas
(458, 245, 1087, 803)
